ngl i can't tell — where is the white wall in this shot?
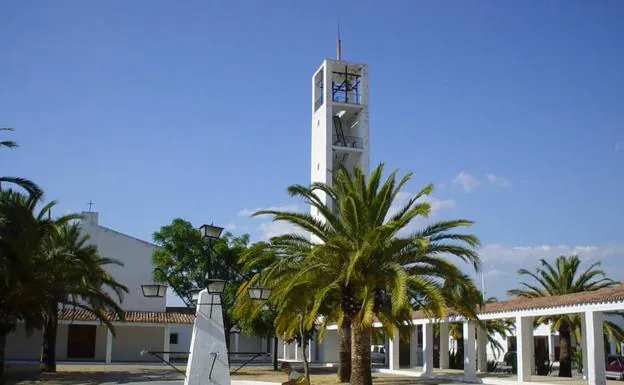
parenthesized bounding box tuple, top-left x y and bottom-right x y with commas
(169, 324, 193, 354)
(238, 333, 264, 353)
(80, 212, 165, 312)
(5, 325, 42, 361)
(317, 330, 339, 363)
(111, 326, 164, 362)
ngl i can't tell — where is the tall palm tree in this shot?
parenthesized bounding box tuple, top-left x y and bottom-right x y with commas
(0, 128, 42, 197)
(0, 191, 54, 383)
(245, 163, 480, 385)
(507, 255, 620, 377)
(39, 222, 128, 372)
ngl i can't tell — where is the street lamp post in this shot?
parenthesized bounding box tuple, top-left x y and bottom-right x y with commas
(143, 222, 273, 309)
(199, 223, 226, 295)
(142, 221, 273, 385)
(141, 267, 193, 307)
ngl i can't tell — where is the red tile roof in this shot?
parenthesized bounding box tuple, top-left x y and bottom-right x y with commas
(58, 309, 195, 324)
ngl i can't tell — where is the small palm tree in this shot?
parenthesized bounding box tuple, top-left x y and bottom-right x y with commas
(0, 191, 55, 382)
(0, 128, 42, 197)
(39, 222, 128, 372)
(507, 255, 620, 377)
(438, 279, 514, 368)
(244, 163, 480, 385)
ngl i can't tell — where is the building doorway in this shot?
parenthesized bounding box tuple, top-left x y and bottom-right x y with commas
(67, 325, 96, 359)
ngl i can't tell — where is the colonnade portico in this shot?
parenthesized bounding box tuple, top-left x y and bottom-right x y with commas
(382, 284, 624, 385)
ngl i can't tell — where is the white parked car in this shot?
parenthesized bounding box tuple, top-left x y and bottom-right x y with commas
(371, 345, 386, 364)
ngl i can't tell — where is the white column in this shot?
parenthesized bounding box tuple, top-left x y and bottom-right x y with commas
(105, 329, 113, 363)
(389, 328, 400, 370)
(585, 311, 606, 385)
(410, 326, 419, 367)
(439, 322, 449, 369)
(233, 332, 240, 358)
(308, 338, 313, 362)
(294, 342, 298, 361)
(463, 321, 476, 381)
(517, 316, 534, 382)
(283, 339, 287, 360)
(477, 325, 488, 373)
(581, 315, 588, 378)
(548, 333, 556, 362)
(422, 323, 434, 375)
(163, 326, 170, 363)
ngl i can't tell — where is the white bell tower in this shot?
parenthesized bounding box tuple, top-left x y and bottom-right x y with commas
(310, 38, 369, 215)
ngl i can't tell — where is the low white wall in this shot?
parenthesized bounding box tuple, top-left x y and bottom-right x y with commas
(111, 326, 164, 362)
(317, 330, 339, 363)
(5, 325, 42, 361)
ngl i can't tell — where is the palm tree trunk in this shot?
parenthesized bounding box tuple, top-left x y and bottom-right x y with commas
(273, 336, 279, 371)
(299, 317, 310, 385)
(0, 331, 7, 385)
(350, 324, 372, 385)
(338, 316, 352, 382)
(456, 337, 464, 369)
(40, 303, 58, 372)
(558, 324, 572, 377)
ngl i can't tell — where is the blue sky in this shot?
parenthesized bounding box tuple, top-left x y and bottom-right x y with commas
(2, 1, 624, 301)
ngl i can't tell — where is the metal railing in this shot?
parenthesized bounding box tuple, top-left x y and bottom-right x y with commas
(332, 91, 361, 105)
(140, 350, 271, 377)
(333, 135, 363, 149)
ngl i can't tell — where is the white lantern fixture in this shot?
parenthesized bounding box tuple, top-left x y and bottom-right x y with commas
(141, 284, 167, 298)
(200, 223, 224, 241)
(207, 278, 227, 294)
(248, 285, 272, 301)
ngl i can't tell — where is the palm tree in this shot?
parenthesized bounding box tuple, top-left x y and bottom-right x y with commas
(0, 191, 54, 383)
(507, 255, 620, 377)
(0, 128, 42, 197)
(246, 163, 480, 385)
(39, 222, 128, 372)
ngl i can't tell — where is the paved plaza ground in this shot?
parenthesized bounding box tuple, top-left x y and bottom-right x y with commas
(5, 363, 623, 385)
(4, 364, 429, 385)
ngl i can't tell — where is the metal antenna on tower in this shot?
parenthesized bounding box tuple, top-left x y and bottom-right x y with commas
(481, 271, 486, 298)
(336, 16, 342, 61)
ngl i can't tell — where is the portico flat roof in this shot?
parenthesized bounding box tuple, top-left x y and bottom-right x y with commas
(410, 284, 624, 321)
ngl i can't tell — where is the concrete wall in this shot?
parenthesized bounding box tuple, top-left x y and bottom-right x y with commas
(111, 326, 164, 362)
(55, 324, 68, 360)
(317, 330, 339, 363)
(169, 324, 192, 354)
(238, 334, 264, 353)
(94, 326, 109, 361)
(5, 325, 42, 361)
(80, 212, 165, 312)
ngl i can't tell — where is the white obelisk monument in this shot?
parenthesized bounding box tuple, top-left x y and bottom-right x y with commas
(184, 290, 230, 385)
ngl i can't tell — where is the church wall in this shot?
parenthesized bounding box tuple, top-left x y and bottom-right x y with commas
(111, 326, 163, 362)
(55, 324, 68, 360)
(5, 325, 42, 361)
(169, 324, 192, 356)
(94, 325, 109, 361)
(80, 212, 165, 312)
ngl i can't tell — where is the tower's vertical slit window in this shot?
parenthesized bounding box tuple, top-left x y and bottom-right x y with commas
(314, 68, 324, 111)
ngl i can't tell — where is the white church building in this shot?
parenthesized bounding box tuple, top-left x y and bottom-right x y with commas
(5, 211, 194, 363)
